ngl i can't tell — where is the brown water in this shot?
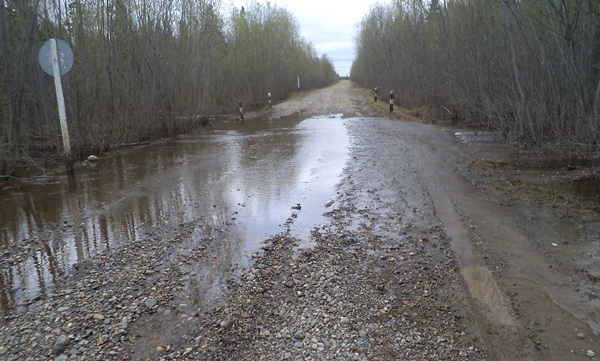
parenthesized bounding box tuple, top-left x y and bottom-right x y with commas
(0, 114, 350, 314)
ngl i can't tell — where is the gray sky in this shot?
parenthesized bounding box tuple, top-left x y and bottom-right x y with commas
(231, 0, 380, 77)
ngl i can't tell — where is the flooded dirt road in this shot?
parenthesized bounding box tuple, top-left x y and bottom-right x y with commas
(1, 81, 599, 360)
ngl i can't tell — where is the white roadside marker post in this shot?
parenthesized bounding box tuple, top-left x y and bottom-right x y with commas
(39, 38, 74, 174)
(50, 39, 72, 173)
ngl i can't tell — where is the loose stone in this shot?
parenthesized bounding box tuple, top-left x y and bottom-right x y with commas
(51, 334, 70, 355)
(145, 298, 158, 308)
(586, 350, 595, 357)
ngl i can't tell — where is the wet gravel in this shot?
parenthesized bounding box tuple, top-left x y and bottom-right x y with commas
(0, 212, 486, 360)
(0, 82, 490, 360)
(0, 222, 210, 360)
(0, 137, 488, 360)
(174, 208, 488, 360)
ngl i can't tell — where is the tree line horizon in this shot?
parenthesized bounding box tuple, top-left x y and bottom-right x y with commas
(2, 0, 600, 176)
(0, 0, 338, 175)
(351, 0, 600, 148)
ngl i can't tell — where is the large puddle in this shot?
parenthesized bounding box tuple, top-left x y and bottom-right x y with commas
(0, 114, 350, 315)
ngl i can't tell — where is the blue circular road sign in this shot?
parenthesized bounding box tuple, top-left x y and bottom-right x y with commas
(39, 39, 73, 76)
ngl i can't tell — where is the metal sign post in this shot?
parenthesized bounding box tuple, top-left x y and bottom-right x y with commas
(39, 38, 74, 174)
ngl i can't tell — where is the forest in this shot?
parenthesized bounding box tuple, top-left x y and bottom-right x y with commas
(0, 0, 338, 175)
(351, 0, 600, 148)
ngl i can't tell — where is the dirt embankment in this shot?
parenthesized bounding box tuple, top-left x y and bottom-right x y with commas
(1, 80, 599, 361)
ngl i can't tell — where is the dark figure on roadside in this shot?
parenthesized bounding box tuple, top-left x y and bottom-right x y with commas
(389, 90, 394, 113)
(374, 87, 378, 102)
(239, 101, 244, 124)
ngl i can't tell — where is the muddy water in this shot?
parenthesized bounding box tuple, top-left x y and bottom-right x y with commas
(0, 114, 349, 315)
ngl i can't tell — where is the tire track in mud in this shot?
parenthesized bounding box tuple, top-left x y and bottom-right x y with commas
(413, 153, 535, 361)
(343, 118, 533, 360)
(353, 117, 599, 360)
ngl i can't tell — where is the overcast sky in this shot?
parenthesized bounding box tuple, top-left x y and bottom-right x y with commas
(230, 0, 381, 77)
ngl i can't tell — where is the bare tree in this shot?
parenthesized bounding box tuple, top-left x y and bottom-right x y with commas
(351, 0, 600, 148)
(0, 0, 338, 176)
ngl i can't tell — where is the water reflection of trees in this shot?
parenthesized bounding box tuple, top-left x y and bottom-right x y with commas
(0, 129, 243, 310)
(0, 118, 342, 314)
(0, 268, 11, 314)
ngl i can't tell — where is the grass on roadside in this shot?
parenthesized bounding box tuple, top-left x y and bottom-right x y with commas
(356, 86, 443, 124)
(357, 88, 418, 121)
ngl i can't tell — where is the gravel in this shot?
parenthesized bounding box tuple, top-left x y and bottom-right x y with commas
(0, 223, 207, 360)
(0, 183, 487, 360)
(157, 191, 487, 360)
(0, 83, 490, 360)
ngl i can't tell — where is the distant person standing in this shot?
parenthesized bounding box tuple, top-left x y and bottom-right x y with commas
(389, 90, 394, 113)
(374, 87, 378, 102)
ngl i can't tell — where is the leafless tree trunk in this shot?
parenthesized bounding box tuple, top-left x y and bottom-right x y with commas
(0, 0, 338, 175)
(352, 0, 600, 148)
